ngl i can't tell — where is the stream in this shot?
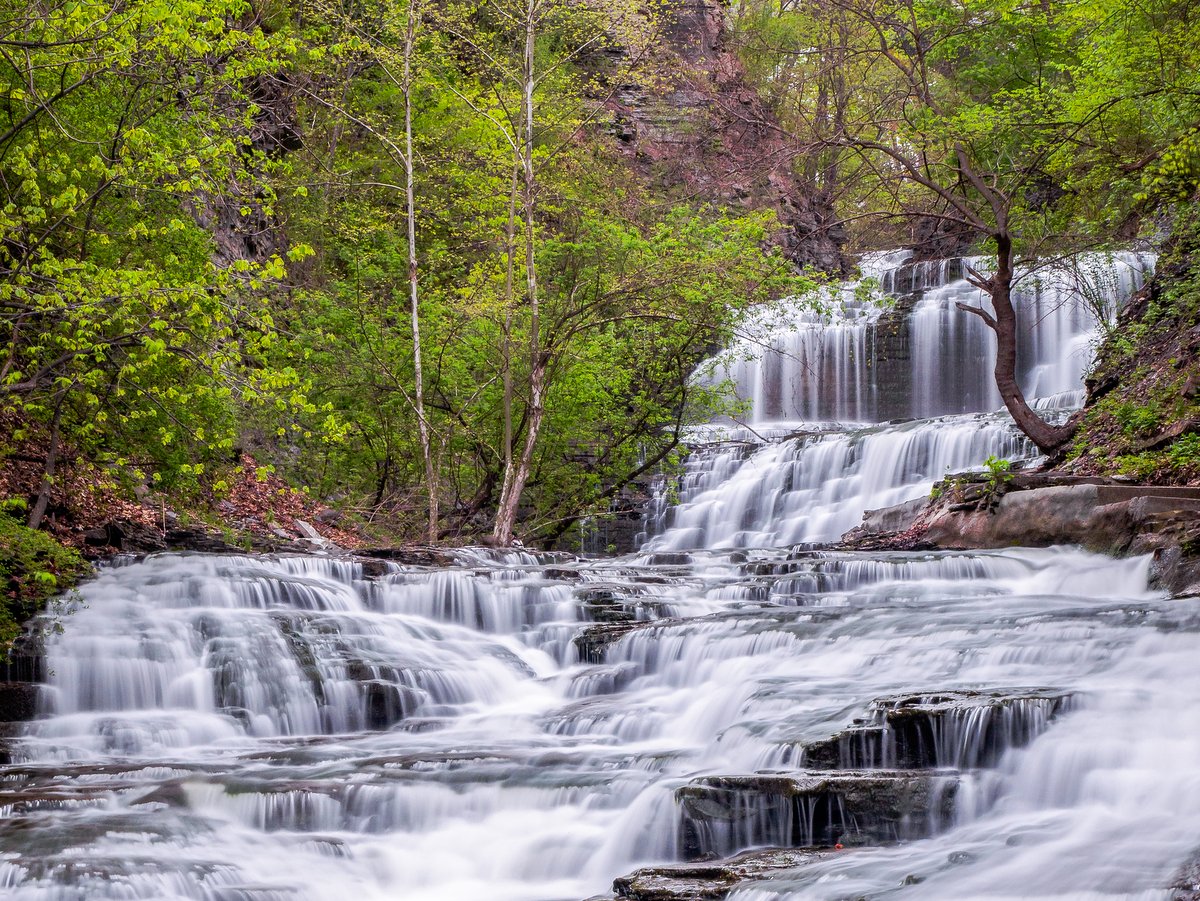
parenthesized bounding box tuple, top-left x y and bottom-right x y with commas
(4, 251, 1196, 901)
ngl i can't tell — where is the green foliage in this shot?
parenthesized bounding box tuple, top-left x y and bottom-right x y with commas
(269, 0, 809, 540)
(1113, 401, 1163, 437)
(0, 503, 88, 648)
(1167, 434, 1200, 468)
(983, 455, 1014, 484)
(1068, 195, 1200, 481)
(732, 0, 1200, 251)
(1, 0, 322, 495)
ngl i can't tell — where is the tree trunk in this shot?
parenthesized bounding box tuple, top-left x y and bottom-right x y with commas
(28, 400, 63, 531)
(403, 0, 438, 544)
(496, 164, 520, 533)
(492, 2, 542, 546)
(967, 235, 1078, 454)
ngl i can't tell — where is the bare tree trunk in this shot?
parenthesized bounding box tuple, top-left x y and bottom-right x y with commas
(960, 234, 1077, 454)
(493, 0, 542, 546)
(496, 163, 520, 534)
(403, 0, 438, 544)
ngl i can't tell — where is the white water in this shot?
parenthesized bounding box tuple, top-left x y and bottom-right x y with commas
(648, 413, 1033, 549)
(705, 250, 1151, 426)
(645, 251, 1151, 550)
(3, 251, 1194, 901)
(1, 548, 1196, 900)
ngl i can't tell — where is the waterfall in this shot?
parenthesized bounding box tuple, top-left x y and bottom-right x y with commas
(704, 250, 1151, 426)
(5, 547, 1197, 901)
(645, 251, 1151, 550)
(5, 250, 1196, 901)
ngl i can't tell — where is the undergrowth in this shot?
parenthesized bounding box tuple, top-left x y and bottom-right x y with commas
(0, 500, 89, 649)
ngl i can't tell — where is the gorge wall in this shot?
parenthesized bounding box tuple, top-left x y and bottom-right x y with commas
(603, 0, 846, 274)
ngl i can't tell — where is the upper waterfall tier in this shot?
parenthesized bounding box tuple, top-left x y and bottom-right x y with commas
(703, 251, 1152, 425)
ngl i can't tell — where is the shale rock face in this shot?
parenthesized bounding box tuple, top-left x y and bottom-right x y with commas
(676, 771, 958, 859)
(604, 0, 844, 274)
(800, 689, 1072, 770)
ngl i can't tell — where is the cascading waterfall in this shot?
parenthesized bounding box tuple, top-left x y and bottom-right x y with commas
(3, 547, 1198, 901)
(4, 250, 1196, 901)
(645, 251, 1152, 549)
(646, 414, 1034, 549)
(705, 250, 1150, 425)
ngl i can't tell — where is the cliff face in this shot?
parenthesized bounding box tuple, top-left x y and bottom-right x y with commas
(605, 0, 846, 275)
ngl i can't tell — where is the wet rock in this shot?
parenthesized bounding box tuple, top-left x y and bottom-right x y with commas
(358, 557, 394, 579)
(614, 849, 830, 897)
(677, 771, 958, 859)
(0, 722, 22, 765)
(612, 848, 833, 901)
(801, 689, 1071, 770)
(0, 632, 45, 683)
(645, 553, 693, 567)
(356, 547, 456, 568)
(163, 527, 246, 554)
(86, 518, 168, 553)
(130, 781, 191, 808)
(1171, 848, 1200, 900)
(362, 680, 420, 730)
(576, 584, 649, 624)
(852, 497, 932, 539)
(0, 683, 39, 722)
(842, 481, 1200, 596)
(573, 621, 650, 664)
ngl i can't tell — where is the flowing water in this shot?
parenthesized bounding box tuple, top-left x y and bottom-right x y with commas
(4, 251, 1196, 901)
(645, 251, 1152, 548)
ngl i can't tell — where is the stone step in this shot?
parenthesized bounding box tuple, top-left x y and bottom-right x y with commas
(676, 771, 957, 860)
(801, 689, 1072, 770)
(607, 848, 833, 901)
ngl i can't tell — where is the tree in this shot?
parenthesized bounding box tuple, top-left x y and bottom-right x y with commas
(297, 0, 443, 543)
(732, 0, 1200, 452)
(0, 0, 316, 523)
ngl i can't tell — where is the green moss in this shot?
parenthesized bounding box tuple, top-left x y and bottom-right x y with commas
(0, 502, 90, 648)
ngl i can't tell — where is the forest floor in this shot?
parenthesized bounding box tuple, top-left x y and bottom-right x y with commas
(0, 414, 361, 560)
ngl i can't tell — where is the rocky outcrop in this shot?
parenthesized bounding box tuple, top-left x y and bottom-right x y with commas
(677, 771, 958, 859)
(843, 477, 1200, 596)
(602, 676, 1078, 898)
(801, 690, 1071, 771)
(603, 0, 845, 273)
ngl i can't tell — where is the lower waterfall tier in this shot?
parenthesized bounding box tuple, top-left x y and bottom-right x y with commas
(2, 550, 1198, 901)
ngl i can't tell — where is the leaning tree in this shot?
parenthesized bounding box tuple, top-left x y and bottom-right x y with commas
(735, 0, 1200, 452)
